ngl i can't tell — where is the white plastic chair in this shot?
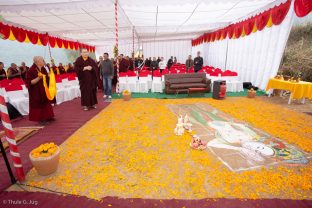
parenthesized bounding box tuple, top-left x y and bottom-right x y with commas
(138, 76, 149, 93)
(151, 76, 163, 93)
(5, 90, 29, 115)
(56, 82, 72, 104)
(127, 76, 139, 92)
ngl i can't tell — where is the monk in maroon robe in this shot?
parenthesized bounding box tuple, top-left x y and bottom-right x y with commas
(75, 49, 98, 111)
(19, 62, 29, 80)
(7, 63, 21, 79)
(51, 64, 58, 74)
(66, 63, 76, 73)
(58, 63, 66, 74)
(26, 56, 54, 124)
(97, 56, 103, 90)
(0, 62, 7, 81)
(119, 56, 129, 72)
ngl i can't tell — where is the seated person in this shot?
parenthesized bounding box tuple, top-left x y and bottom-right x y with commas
(58, 63, 66, 74)
(66, 63, 76, 73)
(7, 63, 21, 79)
(19, 62, 29, 80)
(0, 62, 7, 80)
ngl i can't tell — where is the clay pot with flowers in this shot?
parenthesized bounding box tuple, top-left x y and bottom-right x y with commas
(29, 142, 60, 176)
(122, 90, 131, 101)
(247, 88, 256, 98)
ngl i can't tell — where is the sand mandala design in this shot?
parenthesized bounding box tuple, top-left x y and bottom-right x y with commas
(168, 103, 311, 172)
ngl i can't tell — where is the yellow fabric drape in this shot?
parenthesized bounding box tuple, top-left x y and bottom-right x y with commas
(40, 69, 57, 100)
(266, 78, 312, 100)
(266, 14, 273, 28)
(8, 30, 16, 41)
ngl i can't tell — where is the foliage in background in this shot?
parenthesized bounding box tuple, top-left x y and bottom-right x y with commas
(280, 23, 312, 82)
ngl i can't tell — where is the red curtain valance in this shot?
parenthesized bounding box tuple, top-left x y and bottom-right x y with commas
(294, 0, 312, 17)
(0, 21, 95, 52)
(192, 0, 291, 46)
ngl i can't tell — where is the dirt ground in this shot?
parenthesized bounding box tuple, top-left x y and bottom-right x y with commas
(259, 94, 312, 115)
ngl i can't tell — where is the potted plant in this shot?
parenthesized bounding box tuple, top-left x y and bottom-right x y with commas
(122, 90, 131, 101)
(29, 142, 60, 176)
(247, 88, 256, 98)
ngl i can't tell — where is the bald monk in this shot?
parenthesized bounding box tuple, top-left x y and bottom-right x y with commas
(75, 48, 98, 111)
(26, 56, 54, 124)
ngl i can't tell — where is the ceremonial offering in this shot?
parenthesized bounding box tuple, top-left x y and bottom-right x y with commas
(29, 142, 60, 176)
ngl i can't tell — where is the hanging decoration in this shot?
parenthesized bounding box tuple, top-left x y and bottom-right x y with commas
(192, 0, 291, 46)
(0, 21, 95, 52)
(294, 0, 312, 17)
(115, 0, 120, 95)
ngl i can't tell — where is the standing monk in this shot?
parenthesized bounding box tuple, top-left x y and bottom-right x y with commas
(26, 56, 54, 124)
(75, 49, 98, 111)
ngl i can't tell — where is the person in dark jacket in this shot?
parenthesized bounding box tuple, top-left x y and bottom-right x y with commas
(167, 56, 173, 70)
(194, 51, 203, 72)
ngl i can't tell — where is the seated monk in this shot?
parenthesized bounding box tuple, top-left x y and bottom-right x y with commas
(19, 62, 29, 80)
(26, 56, 55, 125)
(0, 62, 7, 80)
(51, 63, 58, 74)
(7, 63, 21, 79)
(118, 56, 129, 72)
(66, 63, 76, 73)
(58, 63, 66, 74)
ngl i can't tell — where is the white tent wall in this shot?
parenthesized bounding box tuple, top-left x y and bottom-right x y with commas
(142, 40, 191, 63)
(192, 1, 295, 90)
(96, 42, 139, 59)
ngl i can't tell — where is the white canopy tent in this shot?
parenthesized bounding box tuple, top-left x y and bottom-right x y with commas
(0, 0, 294, 89)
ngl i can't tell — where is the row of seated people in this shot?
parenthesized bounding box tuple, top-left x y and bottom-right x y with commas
(0, 73, 80, 116)
(0, 61, 77, 81)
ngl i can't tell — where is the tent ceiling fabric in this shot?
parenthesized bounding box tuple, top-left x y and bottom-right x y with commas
(0, 0, 287, 47)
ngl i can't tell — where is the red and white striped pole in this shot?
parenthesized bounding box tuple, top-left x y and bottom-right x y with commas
(0, 89, 25, 182)
(132, 26, 135, 70)
(115, 0, 120, 94)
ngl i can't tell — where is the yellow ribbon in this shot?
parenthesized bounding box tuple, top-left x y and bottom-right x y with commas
(40, 69, 57, 100)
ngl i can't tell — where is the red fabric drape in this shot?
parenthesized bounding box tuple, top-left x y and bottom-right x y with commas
(26, 30, 38, 44)
(294, 0, 312, 17)
(56, 38, 63, 48)
(234, 22, 243, 38)
(63, 40, 68, 49)
(0, 21, 93, 50)
(74, 42, 79, 50)
(11, 26, 27, 42)
(68, 41, 74, 49)
(271, 0, 291, 25)
(39, 33, 48, 46)
(49, 36, 56, 48)
(227, 25, 234, 39)
(210, 32, 215, 42)
(206, 33, 211, 42)
(215, 30, 221, 41)
(220, 29, 226, 39)
(0, 22, 11, 39)
(243, 18, 255, 36)
(256, 11, 270, 31)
